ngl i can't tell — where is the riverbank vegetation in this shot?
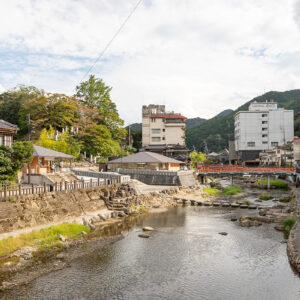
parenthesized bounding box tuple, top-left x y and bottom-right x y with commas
(204, 185, 243, 196)
(259, 192, 273, 200)
(223, 186, 243, 195)
(0, 223, 90, 257)
(257, 179, 288, 189)
(203, 187, 221, 195)
(282, 217, 297, 233)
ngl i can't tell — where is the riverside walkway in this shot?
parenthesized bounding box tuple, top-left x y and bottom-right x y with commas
(197, 165, 296, 187)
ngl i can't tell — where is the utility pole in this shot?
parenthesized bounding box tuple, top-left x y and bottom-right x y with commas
(26, 114, 31, 184)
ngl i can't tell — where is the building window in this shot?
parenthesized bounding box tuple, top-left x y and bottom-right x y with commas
(262, 114, 268, 117)
(152, 129, 161, 134)
(262, 134, 268, 138)
(262, 121, 268, 124)
(0, 136, 2, 146)
(162, 137, 165, 140)
(152, 137, 161, 142)
(271, 142, 278, 147)
(162, 129, 165, 132)
(247, 142, 255, 147)
(262, 128, 267, 131)
(263, 141, 268, 144)
(4, 135, 12, 147)
(151, 118, 156, 123)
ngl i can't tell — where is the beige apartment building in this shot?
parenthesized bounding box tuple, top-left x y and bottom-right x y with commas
(141, 105, 190, 161)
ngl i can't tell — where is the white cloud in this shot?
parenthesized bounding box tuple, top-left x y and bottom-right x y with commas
(0, 0, 300, 124)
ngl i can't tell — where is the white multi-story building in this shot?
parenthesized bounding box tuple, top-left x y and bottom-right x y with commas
(234, 100, 294, 161)
(141, 105, 189, 161)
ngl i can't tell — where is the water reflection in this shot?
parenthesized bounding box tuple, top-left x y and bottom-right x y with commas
(2, 207, 300, 300)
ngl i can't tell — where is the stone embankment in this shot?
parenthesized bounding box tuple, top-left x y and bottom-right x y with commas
(287, 189, 300, 274)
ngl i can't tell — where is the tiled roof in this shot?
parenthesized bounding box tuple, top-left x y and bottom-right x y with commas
(0, 120, 19, 130)
(33, 145, 74, 158)
(108, 151, 183, 164)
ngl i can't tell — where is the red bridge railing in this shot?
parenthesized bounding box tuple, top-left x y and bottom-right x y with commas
(197, 165, 295, 174)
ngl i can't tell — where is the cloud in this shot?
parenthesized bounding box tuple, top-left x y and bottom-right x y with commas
(0, 0, 300, 125)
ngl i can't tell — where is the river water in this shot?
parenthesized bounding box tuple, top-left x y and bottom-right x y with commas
(2, 206, 300, 300)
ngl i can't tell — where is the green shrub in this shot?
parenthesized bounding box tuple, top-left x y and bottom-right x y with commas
(279, 195, 294, 203)
(223, 186, 243, 195)
(257, 179, 288, 189)
(203, 187, 221, 195)
(259, 192, 273, 200)
(282, 217, 296, 232)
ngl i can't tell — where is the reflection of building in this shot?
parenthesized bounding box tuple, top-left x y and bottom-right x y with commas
(235, 100, 294, 162)
(0, 120, 18, 147)
(108, 151, 183, 171)
(141, 105, 190, 161)
(25, 145, 74, 174)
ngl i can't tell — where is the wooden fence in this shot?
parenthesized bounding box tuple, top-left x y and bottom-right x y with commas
(0, 177, 121, 201)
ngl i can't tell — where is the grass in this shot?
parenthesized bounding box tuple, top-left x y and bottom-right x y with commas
(223, 186, 243, 195)
(259, 192, 273, 200)
(257, 179, 288, 189)
(282, 217, 296, 232)
(0, 223, 90, 257)
(203, 187, 221, 196)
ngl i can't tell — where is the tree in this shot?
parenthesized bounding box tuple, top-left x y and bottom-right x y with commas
(190, 151, 206, 169)
(0, 142, 33, 183)
(75, 75, 125, 141)
(36, 127, 81, 158)
(20, 92, 79, 137)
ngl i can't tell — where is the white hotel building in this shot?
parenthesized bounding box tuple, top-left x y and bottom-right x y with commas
(234, 101, 294, 161)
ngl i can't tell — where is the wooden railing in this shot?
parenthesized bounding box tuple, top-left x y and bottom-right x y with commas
(0, 177, 121, 201)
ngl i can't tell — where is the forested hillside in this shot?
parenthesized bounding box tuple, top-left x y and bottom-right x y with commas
(186, 90, 300, 152)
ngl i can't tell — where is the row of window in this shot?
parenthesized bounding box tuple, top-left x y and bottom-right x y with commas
(0, 135, 13, 147)
(247, 141, 279, 147)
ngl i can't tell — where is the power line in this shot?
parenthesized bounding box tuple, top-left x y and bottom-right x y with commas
(75, 0, 143, 91)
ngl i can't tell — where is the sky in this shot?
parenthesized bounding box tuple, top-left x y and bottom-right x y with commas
(1, 0, 300, 125)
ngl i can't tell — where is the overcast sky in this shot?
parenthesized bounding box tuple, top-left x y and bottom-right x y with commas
(1, 0, 300, 125)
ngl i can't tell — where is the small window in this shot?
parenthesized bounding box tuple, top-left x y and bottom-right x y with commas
(151, 118, 156, 123)
(152, 137, 161, 142)
(262, 121, 268, 124)
(262, 114, 268, 117)
(262, 128, 267, 131)
(162, 137, 165, 140)
(0, 136, 2, 145)
(247, 142, 255, 147)
(262, 134, 268, 138)
(271, 142, 278, 147)
(152, 129, 161, 134)
(263, 141, 268, 144)
(162, 129, 165, 132)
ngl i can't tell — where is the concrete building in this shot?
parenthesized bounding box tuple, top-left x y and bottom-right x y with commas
(294, 138, 300, 166)
(141, 104, 190, 161)
(0, 120, 18, 147)
(108, 151, 183, 172)
(234, 100, 294, 161)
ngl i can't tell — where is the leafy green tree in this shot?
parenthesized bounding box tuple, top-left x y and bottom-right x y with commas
(75, 75, 125, 141)
(190, 151, 206, 169)
(0, 142, 33, 183)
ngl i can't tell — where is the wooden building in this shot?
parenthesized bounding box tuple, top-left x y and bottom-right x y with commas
(0, 120, 18, 147)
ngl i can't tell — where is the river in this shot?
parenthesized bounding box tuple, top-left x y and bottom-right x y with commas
(2, 204, 300, 300)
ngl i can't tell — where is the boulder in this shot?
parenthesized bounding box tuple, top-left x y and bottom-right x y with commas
(219, 232, 228, 236)
(143, 226, 154, 231)
(231, 217, 237, 222)
(138, 233, 150, 238)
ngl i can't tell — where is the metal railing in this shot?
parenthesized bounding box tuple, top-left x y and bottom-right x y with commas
(0, 177, 121, 201)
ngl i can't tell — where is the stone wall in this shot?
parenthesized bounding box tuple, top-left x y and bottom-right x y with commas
(0, 185, 122, 234)
(287, 188, 300, 274)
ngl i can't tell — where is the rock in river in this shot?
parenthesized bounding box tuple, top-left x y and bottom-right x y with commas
(219, 232, 228, 236)
(143, 226, 154, 231)
(138, 233, 150, 238)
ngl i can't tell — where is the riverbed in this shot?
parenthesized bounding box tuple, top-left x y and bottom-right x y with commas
(2, 205, 300, 300)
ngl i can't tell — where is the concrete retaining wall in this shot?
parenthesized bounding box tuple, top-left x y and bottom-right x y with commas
(118, 169, 196, 186)
(73, 169, 130, 183)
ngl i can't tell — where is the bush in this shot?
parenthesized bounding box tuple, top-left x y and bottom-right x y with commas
(203, 187, 221, 195)
(282, 217, 296, 232)
(259, 192, 273, 200)
(223, 186, 243, 195)
(257, 179, 288, 189)
(279, 195, 294, 203)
